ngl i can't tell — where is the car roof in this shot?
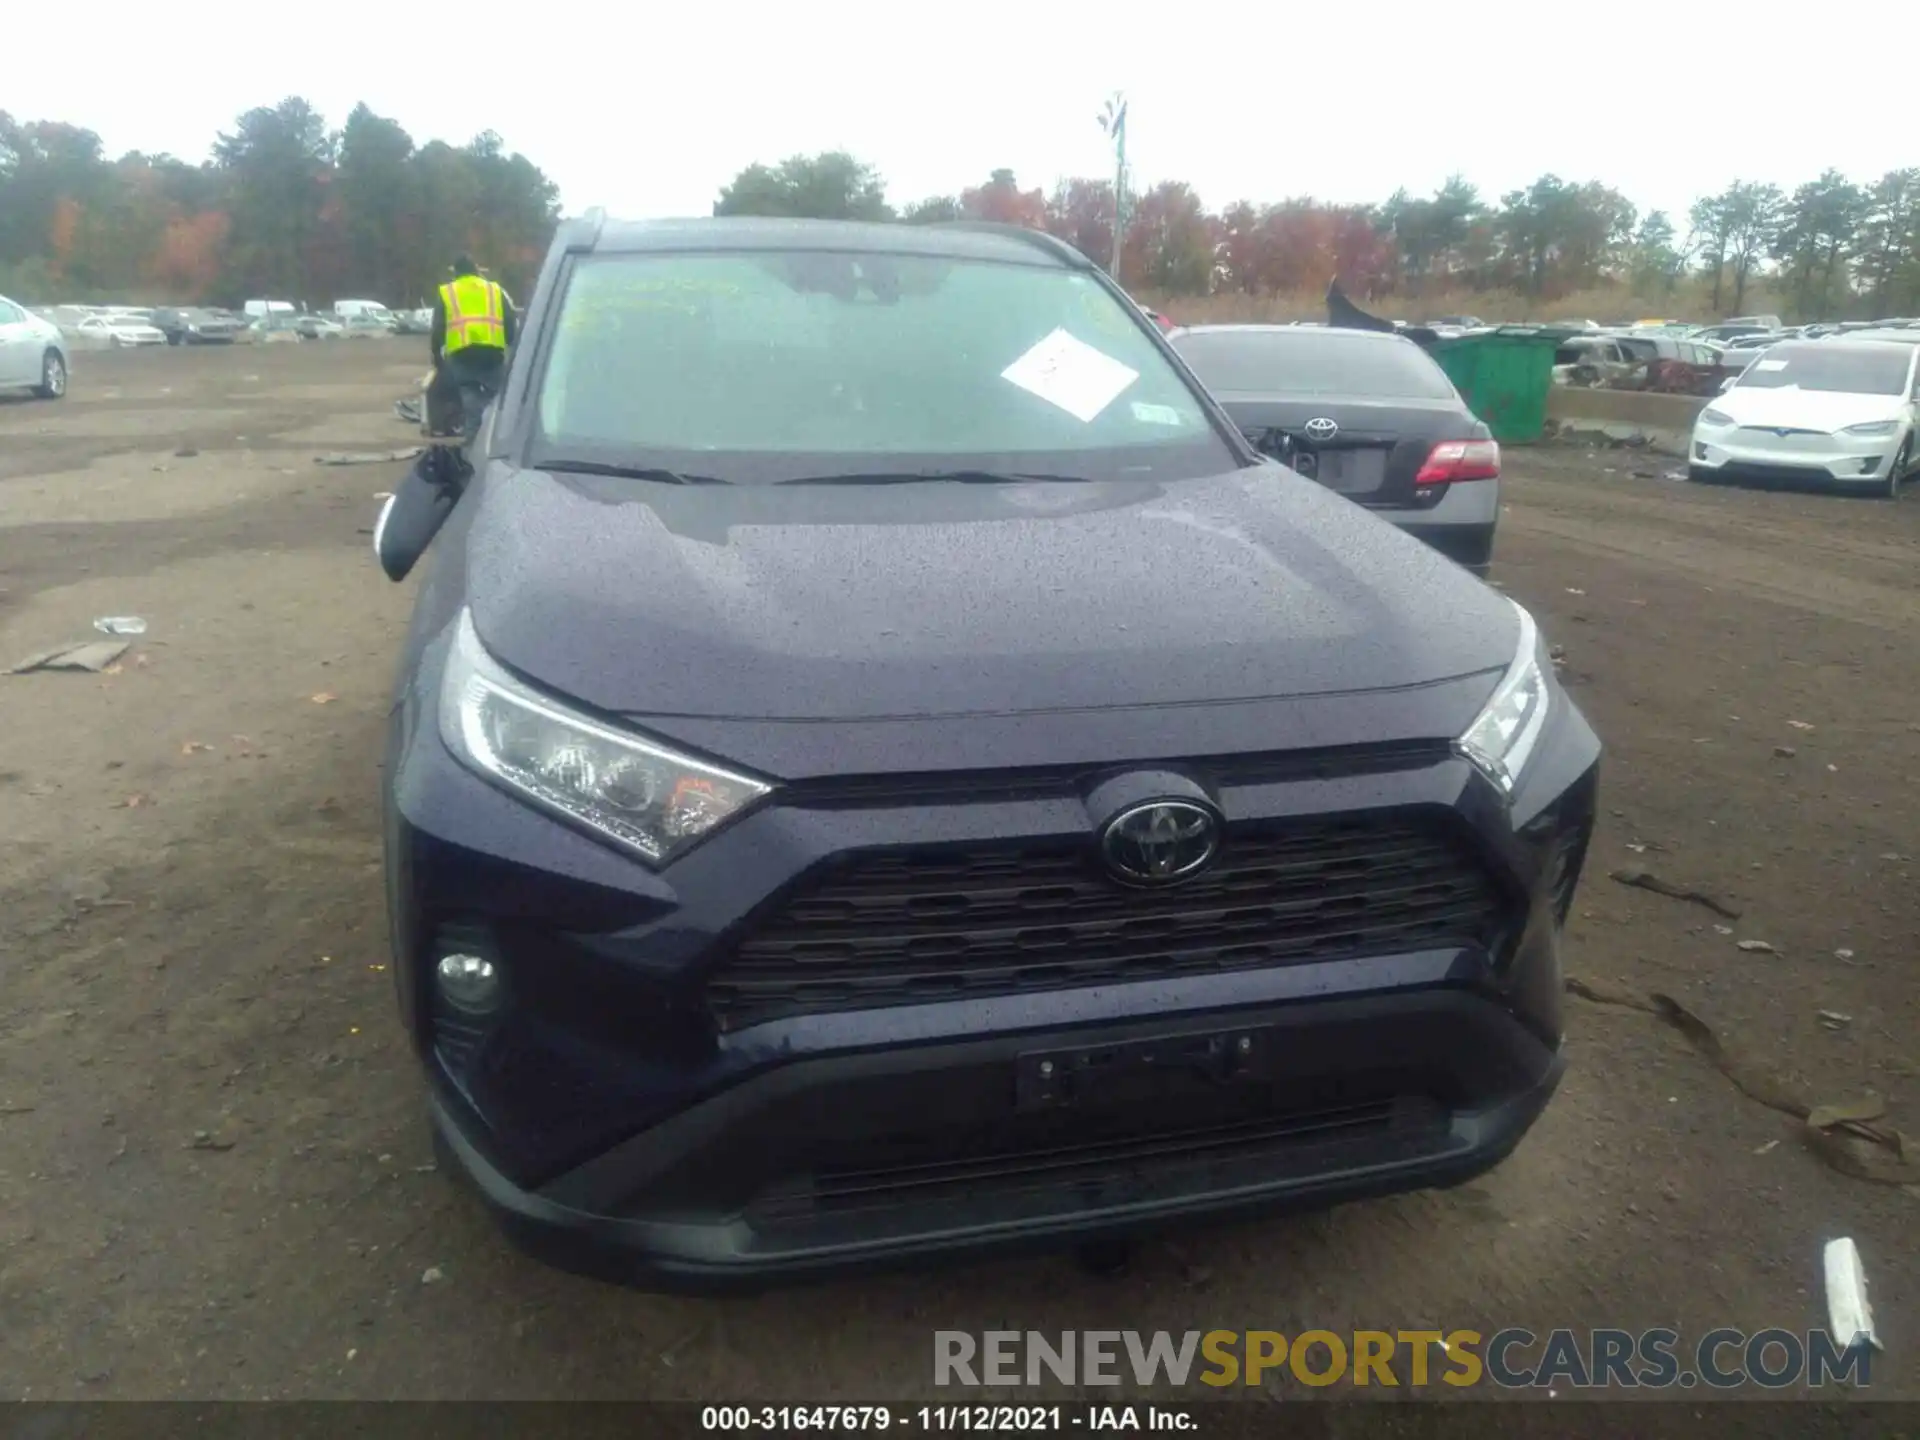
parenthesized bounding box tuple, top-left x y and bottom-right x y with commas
(585, 216, 1086, 268)
(1768, 338, 1915, 356)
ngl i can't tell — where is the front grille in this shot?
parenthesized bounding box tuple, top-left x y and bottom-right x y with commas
(708, 816, 1506, 1027)
(748, 1096, 1439, 1223)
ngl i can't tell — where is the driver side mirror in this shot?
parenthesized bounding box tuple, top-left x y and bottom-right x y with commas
(373, 444, 471, 582)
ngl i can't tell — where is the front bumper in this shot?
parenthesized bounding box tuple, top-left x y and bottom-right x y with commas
(431, 990, 1565, 1292)
(384, 640, 1598, 1291)
(1690, 426, 1901, 485)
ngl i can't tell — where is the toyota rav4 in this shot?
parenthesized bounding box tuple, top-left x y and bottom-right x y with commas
(376, 215, 1600, 1290)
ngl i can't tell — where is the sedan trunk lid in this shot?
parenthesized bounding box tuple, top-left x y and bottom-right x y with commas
(1209, 395, 1484, 508)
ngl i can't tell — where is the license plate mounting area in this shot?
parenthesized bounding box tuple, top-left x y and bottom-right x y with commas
(1014, 1028, 1266, 1111)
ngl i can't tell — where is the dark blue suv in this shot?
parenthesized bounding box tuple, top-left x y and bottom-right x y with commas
(378, 215, 1599, 1290)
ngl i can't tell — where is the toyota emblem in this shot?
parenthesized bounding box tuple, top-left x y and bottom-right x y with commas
(1303, 417, 1339, 441)
(1099, 800, 1220, 886)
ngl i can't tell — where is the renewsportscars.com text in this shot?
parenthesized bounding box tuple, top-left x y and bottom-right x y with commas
(933, 1329, 1873, 1390)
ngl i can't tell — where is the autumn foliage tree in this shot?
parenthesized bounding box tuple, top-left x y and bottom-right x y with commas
(713, 152, 890, 222)
(46, 198, 82, 281)
(7, 114, 1920, 319)
(1042, 178, 1115, 267)
(149, 212, 231, 295)
(0, 101, 559, 305)
(709, 154, 1920, 318)
(961, 169, 1047, 228)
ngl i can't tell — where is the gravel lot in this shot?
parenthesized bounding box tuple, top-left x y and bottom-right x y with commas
(2, 342, 1915, 1403)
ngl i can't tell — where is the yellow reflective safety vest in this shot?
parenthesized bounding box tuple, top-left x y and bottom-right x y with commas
(439, 274, 508, 354)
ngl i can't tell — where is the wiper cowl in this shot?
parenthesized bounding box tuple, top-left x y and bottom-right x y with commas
(537, 458, 730, 485)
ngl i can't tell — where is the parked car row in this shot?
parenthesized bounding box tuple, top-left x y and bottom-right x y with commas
(0, 288, 433, 403)
(27, 301, 248, 347)
(250, 304, 408, 341)
(150, 307, 248, 344)
(1553, 331, 1735, 395)
(18, 296, 431, 351)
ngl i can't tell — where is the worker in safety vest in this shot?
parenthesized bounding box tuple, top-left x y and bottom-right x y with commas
(430, 254, 518, 449)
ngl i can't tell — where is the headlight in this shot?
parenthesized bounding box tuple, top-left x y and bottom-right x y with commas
(1455, 600, 1552, 795)
(439, 608, 773, 867)
(1698, 408, 1734, 426)
(1841, 420, 1897, 437)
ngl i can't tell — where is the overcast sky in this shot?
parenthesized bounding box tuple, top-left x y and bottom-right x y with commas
(13, 1, 1907, 233)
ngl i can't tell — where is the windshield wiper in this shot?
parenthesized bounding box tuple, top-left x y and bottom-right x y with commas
(774, 469, 1093, 487)
(537, 459, 731, 485)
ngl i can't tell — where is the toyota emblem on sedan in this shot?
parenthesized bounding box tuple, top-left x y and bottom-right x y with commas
(1304, 417, 1339, 441)
(1100, 800, 1220, 885)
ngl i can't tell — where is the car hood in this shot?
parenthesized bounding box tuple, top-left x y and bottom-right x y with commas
(1716, 386, 1905, 430)
(461, 464, 1519, 724)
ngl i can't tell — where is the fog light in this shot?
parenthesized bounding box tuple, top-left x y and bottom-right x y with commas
(435, 952, 500, 1014)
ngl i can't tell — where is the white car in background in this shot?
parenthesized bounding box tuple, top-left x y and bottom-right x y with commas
(0, 293, 70, 398)
(77, 314, 166, 347)
(340, 312, 397, 338)
(1689, 339, 1919, 497)
(1717, 330, 1795, 371)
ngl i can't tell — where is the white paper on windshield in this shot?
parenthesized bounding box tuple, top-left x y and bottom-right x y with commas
(1130, 401, 1186, 426)
(1001, 328, 1139, 422)
(1753, 359, 1789, 371)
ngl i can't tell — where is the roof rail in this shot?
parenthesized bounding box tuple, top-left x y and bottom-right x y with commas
(926, 221, 1091, 269)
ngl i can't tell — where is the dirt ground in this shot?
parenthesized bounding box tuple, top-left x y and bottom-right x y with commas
(1, 342, 1915, 1404)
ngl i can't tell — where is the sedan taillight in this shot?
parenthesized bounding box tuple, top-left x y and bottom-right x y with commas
(1415, 439, 1501, 485)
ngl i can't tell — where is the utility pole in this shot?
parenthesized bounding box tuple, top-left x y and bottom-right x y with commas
(1098, 93, 1128, 281)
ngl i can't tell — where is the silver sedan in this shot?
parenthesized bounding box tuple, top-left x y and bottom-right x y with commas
(0, 294, 69, 399)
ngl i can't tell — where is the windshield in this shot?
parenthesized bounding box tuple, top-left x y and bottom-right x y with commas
(1170, 329, 1458, 400)
(1734, 345, 1911, 395)
(532, 250, 1232, 482)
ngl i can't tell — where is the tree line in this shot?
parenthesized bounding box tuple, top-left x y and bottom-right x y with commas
(0, 100, 560, 308)
(717, 156, 1920, 320)
(8, 103, 1918, 322)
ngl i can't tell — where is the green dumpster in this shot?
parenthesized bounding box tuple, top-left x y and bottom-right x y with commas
(1429, 326, 1576, 444)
